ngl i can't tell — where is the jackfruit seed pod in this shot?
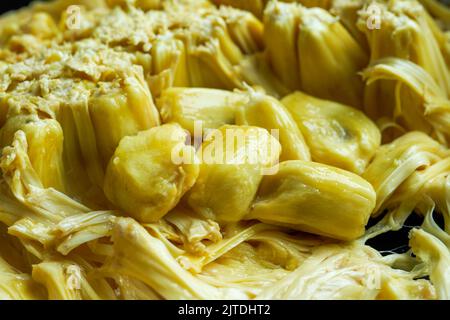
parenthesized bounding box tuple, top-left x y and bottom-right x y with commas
(89, 76, 160, 166)
(0, 115, 65, 191)
(218, 6, 264, 54)
(58, 98, 109, 208)
(330, 0, 368, 51)
(297, 6, 368, 108)
(181, 16, 245, 90)
(156, 87, 247, 136)
(101, 217, 232, 299)
(362, 131, 449, 215)
(106, 0, 161, 10)
(184, 38, 243, 90)
(32, 259, 116, 300)
(148, 36, 190, 96)
(236, 90, 311, 161)
(281, 91, 380, 174)
(419, 0, 450, 27)
(236, 53, 290, 99)
(187, 125, 281, 223)
(246, 160, 376, 241)
(103, 123, 199, 223)
(263, 1, 302, 90)
(409, 228, 450, 300)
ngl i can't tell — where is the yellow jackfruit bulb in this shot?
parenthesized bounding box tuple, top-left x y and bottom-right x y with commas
(182, 17, 245, 90)
(156, 87, 247, 136)
(210, 18, 245, 66)
(301, 0, 333, 9)
(236, 90, 310, 162)
(104, 123, 199, 223)
(187, 125, 281, 223)
(185, 40, 243, 90)
(148, 36, 190, 96)
(281, 91, 381, 174)
(263, 1, 302, 90)
(330, 0, 368, 51)
(362, 131, 449, 215)
(0, 115, 65, 191)
(246, 160, 376, 241)
(89, 76, 160, 166)
(297, 6, 368, 108)
(236, 53, 290, 99)
(218, 6, 264, 54)
(409, 228, 450, 300)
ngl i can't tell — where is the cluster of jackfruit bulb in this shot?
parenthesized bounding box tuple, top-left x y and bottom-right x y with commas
(0, 0, 449, 300)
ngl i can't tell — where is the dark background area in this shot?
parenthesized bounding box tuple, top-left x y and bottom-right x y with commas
(1, 0, 36, 14)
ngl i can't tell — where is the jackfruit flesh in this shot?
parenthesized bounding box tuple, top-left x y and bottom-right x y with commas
(157, 87, 246, 135)
(187, 125, 281, 222)
(247, 160, 376, 241)
(0, 0, 449, 301)
(282, 91, 380, 174)
(235, 90, 311, 161)
(104, 123, 199, 223)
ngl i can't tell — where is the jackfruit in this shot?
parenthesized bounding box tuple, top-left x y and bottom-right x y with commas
(236, 90, 311, 161)
(358, 0, 450, 119)
(410, 228, 450, 299)
(187, 125, 281, 223)
(0, 114, 65, 191)
(217, 6, 264, 54)
(0, 256, 45, 300)
(157, 87, 246, 135)
(281, 91, 380, 174)
(236, 53, 290, 98)
(297, 5, 368, 108)
(263, 1, 302, 91)
(362, 131, 449, 217)
(32, 257, 116, 300)
(101, 217, 245, 299)
(104, 123, 199, 223)
(89, 75, 161, 166)
(247, 160, 376, 241)
(1, 0, 449, 301)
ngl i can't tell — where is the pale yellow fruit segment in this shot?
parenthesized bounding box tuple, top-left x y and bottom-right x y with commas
(282, 91, 381, 174)
(157, 87, 247, 135)
(0, 115, 65, 192)
(236, 91, 311, 162)
(187, 125, 281, 223)
(104, 123, 199, 223)
(89, 76, 161, 167)
(247, 160, 376, 241)
(297, 6, 368, 109)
